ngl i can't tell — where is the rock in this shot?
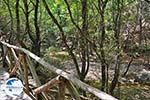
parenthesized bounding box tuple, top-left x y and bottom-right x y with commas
(121, 77, 128, 83)
(129, 79, 135, 84)
(120, 77, 135, 84)
(135, 69, 150, 84)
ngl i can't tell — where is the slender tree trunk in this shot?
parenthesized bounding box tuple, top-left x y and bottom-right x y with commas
(43, 0, 90, 84)
(16, 0, 20, 40)
(23, 0, 34, 42)
(80, 0, 89, 82)
(100, 12, 106, 91)
(123, 56, 134, 77)
(42, 0, 81, 77)
(110, 0, 122, 95)
(97, 0, 109, 92)
(3, 0, 13, 42)
(15, 0, 28, 49)
(33, 0, 41, 57)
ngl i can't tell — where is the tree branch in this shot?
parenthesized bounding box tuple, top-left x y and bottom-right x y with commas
(63, 0, 82, 33)
(0, 41, 118, 100)
(42, 0, 81, 77)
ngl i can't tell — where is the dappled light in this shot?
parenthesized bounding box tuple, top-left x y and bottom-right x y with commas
(0, 0, 150, 99)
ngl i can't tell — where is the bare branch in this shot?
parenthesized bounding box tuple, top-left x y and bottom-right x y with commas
(0, 41, 118, 100)
(63, 0, 82, 33)
(42, 0, 81, 76)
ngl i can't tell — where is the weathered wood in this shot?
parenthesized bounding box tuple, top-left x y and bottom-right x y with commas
(66, 79, 81, 100)
(5, 55, 11, 66)
(26, 55, 41, 86)
(11, 45, 49, 100)
(10, 48, 24, 79)
(0, 41, 118, 100)
(21, 54, 30, 94)
(9, 64, 18, 76)
(25, 55, 50, 100)
(58, 77, 66, 100)
(23, 87, 36, 100)
(34, 76, 61, 94)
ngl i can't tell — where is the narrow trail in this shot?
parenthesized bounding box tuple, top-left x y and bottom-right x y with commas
(0, 67, 31, 100)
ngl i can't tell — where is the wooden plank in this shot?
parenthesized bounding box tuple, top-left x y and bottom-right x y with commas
(21, 54, 30, 94)
(25, 55, 41, 86)
(10, 48, 24, 79)
(0, 41, 118, 100)
(66, 80, 81, 100)
(34, 76, 61, 94)
(58, 77, 66, 100)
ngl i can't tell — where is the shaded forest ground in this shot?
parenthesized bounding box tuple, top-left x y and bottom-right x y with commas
(0, 49, 149, 100)
(42, 51, 150, 100)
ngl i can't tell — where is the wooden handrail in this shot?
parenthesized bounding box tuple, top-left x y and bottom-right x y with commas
(0, 41, 118, 100)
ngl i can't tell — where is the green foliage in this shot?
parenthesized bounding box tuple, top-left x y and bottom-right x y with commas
(118, 86, 150, 100)
(44, 53, 62, 68)
(44, 46, 70, 67)
(85, 80, 100, 89)
(46, 46, 60, 52)
(0, 0, 150, 99)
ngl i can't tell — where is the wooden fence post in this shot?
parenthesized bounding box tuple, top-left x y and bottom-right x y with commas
(58, 77, 66, 100)
(21, 54, 30, 94)
(66, 80, 81, 100)
(0, 41, 118, 100)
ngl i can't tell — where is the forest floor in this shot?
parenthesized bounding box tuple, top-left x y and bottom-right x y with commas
(47, 51, 150, 99)
(0, 52, 150, 100)
(61, 54, 150, 100)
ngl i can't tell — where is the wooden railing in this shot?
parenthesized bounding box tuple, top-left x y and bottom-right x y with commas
(0, 41, 117, 100)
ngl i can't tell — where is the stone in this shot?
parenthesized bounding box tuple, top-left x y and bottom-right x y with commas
(135, 69, 150, 84)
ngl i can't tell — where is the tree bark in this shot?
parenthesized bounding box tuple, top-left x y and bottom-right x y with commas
(110, 0, 122, 95)
(3, 0, 13, 42)
(16, 0, 20, 39)
(42, 0, 81, 78)
(0, 41, 118, 100)
(97, 0, 109, 92)
(33, 0, 41, 57)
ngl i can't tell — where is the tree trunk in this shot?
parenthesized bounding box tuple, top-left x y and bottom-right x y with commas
(109, 0, 122, 95)
(98, 0, 109, 91)
(33, 0, 41, 57)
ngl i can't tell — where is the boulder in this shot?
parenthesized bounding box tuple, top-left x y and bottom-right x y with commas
(135, 69, 150, 84)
